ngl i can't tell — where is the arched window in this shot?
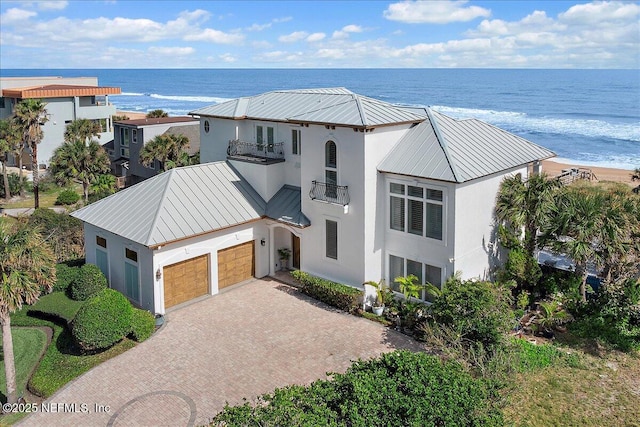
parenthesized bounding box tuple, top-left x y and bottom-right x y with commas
(325, 141, 337, 168)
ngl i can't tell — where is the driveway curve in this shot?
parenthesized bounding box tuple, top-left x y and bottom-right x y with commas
(20, 279, 421, 426)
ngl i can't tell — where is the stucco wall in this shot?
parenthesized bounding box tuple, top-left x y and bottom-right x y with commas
(453, 165, 529, 280)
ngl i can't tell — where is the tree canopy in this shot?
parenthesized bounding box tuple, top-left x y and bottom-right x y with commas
(139, 133, 191, 172)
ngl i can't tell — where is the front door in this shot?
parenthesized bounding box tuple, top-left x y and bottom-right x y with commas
(292, 235, 301, 269)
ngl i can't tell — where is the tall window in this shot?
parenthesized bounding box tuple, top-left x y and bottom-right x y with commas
(124, 248, 140, 303)
(326, 220, 338, 260)
(256, 125, 274, 151)
(132, 129, 138, 143)
(121, 128, 130, 147)
(292, 129, 301, 155)
(388, 254, 442, 301)
(95, 236, 109, 281)
(325, 141, 337, 198)
(389, 182, 443, 241)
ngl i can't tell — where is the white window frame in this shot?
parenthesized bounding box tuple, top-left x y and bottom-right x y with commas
(386, 252, 444, 303)
(325, 218, 339, 261)
(388, 179, 446, 243)
(292, 128, 301, 155)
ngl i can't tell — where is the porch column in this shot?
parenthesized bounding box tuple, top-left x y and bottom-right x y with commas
(268, 226, 276, 276)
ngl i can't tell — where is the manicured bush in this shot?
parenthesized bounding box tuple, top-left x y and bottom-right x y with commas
(55, 188, 80, 205)
(71, 289, 133, 351)
(290, 270, 363, 313)
(212, 350, 503, 426)
(430, 276, 514, 351)
(70, 263, 107, 301)
(53, 263, 80, 293)
(129, 309, 155, 342)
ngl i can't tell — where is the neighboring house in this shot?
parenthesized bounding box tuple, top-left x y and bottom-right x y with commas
(0, 76, 121, 167)
(106, 116, 199, 186)
(72, 88, 554, 315)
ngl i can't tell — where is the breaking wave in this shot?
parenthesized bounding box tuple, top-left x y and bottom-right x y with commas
(431, 105, 640, 143)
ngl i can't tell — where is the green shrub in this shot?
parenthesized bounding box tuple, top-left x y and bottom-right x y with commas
(212, 350, 503, 426)
(70, 264, 107, 301)
(55, 188, 80, 205)
(0, 173, 26, 198)
(129, 309, 155, 342)
(71, 289, 133, 351)
(430, 276, 514, 351)
(53, 263, 80, 293)
(290, 270, 363, 312)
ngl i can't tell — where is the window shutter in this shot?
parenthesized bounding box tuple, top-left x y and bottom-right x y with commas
(425, 203, 443, 240)
(325, 141, 337, 168)
(326, 220, 338, 259)
(389, 255, 404, 292)
(390, 196, 405, 231)
(408, 199, 423, 235)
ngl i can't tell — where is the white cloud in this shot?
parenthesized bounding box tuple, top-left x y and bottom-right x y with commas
(219, 53, 237, 63)
(306, 32, 326, 42)
(184, 28, 244, 44)
(278, 31, 308, 43)
(247, 22, 271, 31)
(559, 1, 640, 25)
(148, 46, 195, 56)
(332, 24, 364, 39)
(384, 0, 491, 24)
(1, 8, 37, 24)
(38, 1, 68, 10)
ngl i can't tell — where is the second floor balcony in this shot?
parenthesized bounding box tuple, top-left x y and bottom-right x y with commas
(227, 139, 285, 165)
(309, 180, 350, 206)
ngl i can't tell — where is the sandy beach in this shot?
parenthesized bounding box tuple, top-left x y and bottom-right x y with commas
(542, 159, 637, 186)
(116, 110, 147, 120)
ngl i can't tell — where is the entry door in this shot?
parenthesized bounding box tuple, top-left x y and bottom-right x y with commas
(292, 235, 301, 269)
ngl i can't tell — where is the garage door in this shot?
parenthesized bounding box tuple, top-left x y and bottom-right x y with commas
(164, 254, 209, 308)
(217, 241, 255, 290)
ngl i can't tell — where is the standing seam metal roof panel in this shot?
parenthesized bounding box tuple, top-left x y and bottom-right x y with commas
(71, 162, 267, 247)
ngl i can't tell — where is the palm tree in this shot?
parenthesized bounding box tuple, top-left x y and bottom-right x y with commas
(49, 139, 110, 203)
(89, 174, 117, 199)
(64, 118, 101, 144)
(13, 99, 48, 208)
(139, 134, 190, 172)
(146, 109, 168, 118)
(0, 219, 55, 404)
(544, 187, 604, 301)
(0, 118, 26, 198)
(0, 119, 22, 201)
(495, 173, 559, 289)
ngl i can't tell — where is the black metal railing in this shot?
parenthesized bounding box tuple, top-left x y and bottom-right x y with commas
(309, 180, 350, 206)
(227, 139, 285, 162)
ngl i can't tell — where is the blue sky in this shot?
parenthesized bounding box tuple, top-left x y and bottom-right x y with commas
(1, 1, 638, 68)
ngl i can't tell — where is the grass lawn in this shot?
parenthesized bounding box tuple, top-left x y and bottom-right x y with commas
(27, 292, 84, 324)
(0, 183, 82, 210)
(0, 328, 48, 400)
(503, 338, 640, 426)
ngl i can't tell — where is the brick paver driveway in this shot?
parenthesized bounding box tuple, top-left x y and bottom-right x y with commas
(20, 279, 421, 426)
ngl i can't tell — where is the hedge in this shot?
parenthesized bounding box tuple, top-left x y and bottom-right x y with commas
(55, 189, 80, 205)
(290, 270, 363, 313)
(71, 289, 133, 351)
(70, 264, 107, 301)
(28, 291, 84, 324)
(129, 309, 156, 342)
(212, 350, 503, 426)
(53, 263, 80, 293)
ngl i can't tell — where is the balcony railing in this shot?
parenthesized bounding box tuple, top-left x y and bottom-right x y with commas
(309, 181, 350, 206)
(227, 139, 285, 164)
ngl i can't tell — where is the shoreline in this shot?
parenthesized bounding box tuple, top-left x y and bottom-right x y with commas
(542, 159, 636, 186)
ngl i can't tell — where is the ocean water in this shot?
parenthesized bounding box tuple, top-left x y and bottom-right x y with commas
(2, 68, 638, 169)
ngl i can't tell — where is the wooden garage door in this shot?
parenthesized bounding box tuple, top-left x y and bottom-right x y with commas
(217, 241, 255, 290)
(164, 254, 209, 308)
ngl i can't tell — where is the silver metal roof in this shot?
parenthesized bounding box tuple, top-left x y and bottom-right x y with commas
(379, 109, 556, 183)
(265, 185, 310, 228)
(72, 162, 266, 247)
(190, 88, 425, 128)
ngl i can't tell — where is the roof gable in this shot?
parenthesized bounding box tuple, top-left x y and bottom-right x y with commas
(379, 109, 555, 183)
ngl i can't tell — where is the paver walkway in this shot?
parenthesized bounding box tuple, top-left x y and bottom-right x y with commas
(20, 279, 421, 426)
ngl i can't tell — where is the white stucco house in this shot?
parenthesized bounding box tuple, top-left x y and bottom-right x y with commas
(0, 76, 121, 167)
(72, 88, 554, 315)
